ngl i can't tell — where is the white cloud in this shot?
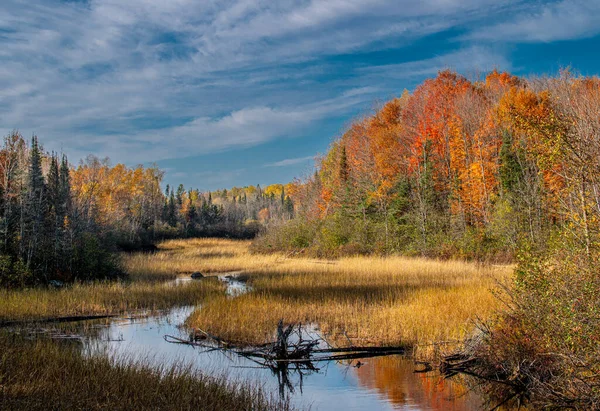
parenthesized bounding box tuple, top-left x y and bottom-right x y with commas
(0, 0, 527, 171)
(265, 155, 314, 168)
(467, 0, 600, 43)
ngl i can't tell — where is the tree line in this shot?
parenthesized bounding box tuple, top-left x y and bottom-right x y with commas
(0, 132, 294, 287)
(256, 69, 600, 261)
(161, 183, 294, 239)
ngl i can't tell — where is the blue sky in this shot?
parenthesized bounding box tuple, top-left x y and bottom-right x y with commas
(1, 0, 600, 191)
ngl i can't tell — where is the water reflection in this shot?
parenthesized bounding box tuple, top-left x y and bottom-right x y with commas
(354, 356, 483, 410)
(75, 306, 484, 410)
(25, 275, 485, 410)
(167, 271, 250, 296)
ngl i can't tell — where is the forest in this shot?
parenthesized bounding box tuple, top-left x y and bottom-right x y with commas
(258, 69, 600, 263)
(0, 134, 295, 287)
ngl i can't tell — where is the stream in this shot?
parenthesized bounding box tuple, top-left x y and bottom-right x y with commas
(34, 275, 485, 410)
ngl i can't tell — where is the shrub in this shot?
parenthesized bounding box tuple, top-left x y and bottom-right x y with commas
(0, 255, 32, 288)
(465, 241, 600, 409)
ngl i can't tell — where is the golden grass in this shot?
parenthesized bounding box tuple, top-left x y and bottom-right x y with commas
(0, 333, 290, 411)
(123, 238, 272, 279)
(0, 279, 224, 323)
(127, 238, 511, 354)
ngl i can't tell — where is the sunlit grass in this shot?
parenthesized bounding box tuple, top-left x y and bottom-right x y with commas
(0, 332, 290, 411)
(0, 279, 224, 323)
(126, 238, 511, 355)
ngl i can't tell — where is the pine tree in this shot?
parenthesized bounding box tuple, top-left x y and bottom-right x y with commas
(186, 199, 197, 235)
(176, 184, 185, 207)
(58, 155, 72, 275)
(59, 155, 71, 218)
(284, 196, 294, 218)
(47, 154, 60, 214)
(46, 154, 60, 271)
(25, 136, 47, 278)
(167, 192, 177, 227)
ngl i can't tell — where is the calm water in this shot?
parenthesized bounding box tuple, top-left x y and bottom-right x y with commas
(74, 275, 484, 410)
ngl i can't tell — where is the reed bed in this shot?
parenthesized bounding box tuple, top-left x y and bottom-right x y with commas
(0, 279, 224, 323)
(128, 238, 510, 354)
(0, 333, 290, 411)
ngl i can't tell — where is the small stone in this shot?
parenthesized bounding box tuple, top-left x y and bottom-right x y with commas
(190, 272, 204, 279)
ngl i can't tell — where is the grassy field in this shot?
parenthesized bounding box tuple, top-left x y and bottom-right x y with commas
(128, 238, 510, 355)
(0, 275, 224, 323)
(0, 333, 290, 411)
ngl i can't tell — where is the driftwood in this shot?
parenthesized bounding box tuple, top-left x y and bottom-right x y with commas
(165, 320, 406, 396)
(170, 320, 406, 364)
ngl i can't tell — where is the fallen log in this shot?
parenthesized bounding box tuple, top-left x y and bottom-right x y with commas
(311, 345, 406, 354)
(270, 350, 406, 363)
(168, 321, 406, 365)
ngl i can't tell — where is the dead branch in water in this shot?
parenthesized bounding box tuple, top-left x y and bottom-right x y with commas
(170, 320, 406, 363)
(165, 320, 406, 396)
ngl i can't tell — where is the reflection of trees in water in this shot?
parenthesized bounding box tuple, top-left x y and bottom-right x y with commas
(354, 356, 482, 410)
(9, 317, 127, 356)
(266, 359, 319, 398)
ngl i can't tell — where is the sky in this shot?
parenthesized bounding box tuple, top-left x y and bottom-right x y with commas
(1, 0, 600, 191)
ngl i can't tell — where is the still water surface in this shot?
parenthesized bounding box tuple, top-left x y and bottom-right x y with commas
(75, 275, 484, 410)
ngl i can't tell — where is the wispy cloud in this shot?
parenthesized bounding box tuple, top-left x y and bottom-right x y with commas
(0, 0, 596, 189)
(465, 0, 600, 43)
(265, 155, 314, 168)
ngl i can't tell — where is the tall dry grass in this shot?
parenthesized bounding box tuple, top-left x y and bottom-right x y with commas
(0, 333, 290, 411)
(130, 239, 511, 354)
(0, 279, 224, 323)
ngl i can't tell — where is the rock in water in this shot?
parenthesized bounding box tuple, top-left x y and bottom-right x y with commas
(191, 272, 204, 279)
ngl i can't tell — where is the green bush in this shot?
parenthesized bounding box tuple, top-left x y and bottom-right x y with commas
(0, 254, 32, 288)
(72, 233, 123, 281)
(469, 239, 600, 409)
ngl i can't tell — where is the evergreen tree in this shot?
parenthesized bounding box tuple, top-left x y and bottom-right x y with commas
(59, 155, 71, 218)
(176, 184, 185, 207)
(167, 192, 177, 227)
(25, 136, 47, 277)
(46, 154, 60, 271)
(284, 196, 294, 218)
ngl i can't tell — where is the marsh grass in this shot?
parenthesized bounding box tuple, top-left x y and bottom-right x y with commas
(0, 333, 290, 411)
(127, 239, 510, 355)
(0, 279, 224, 322)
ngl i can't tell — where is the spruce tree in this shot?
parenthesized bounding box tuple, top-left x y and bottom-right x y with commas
(59, 155, 71, 218)
(25, 136, 47, 278)
(167, 192, 177, 227)
(46, 154, 60, 271)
